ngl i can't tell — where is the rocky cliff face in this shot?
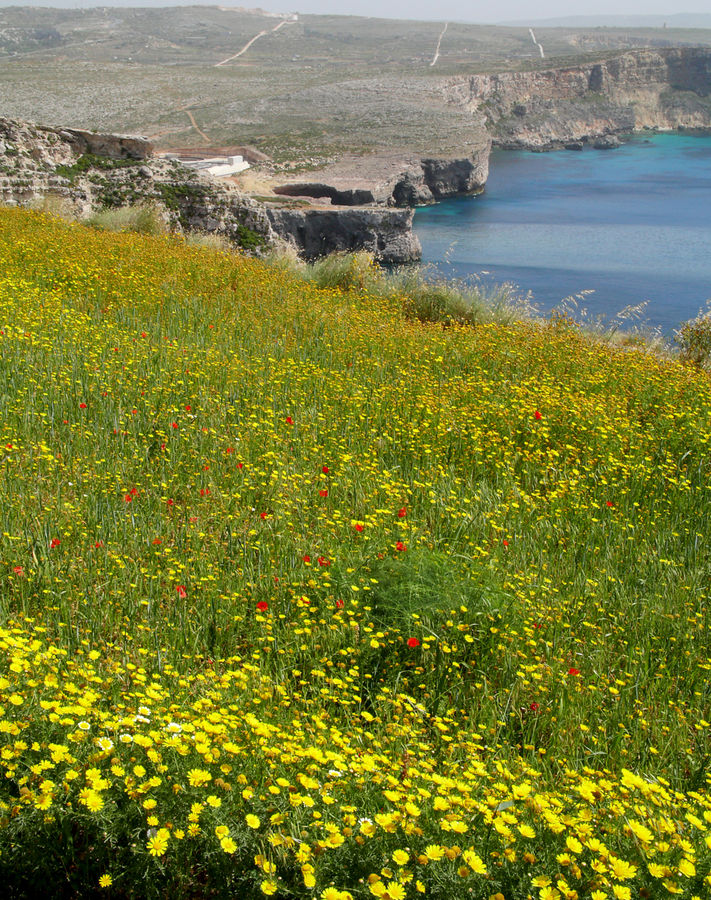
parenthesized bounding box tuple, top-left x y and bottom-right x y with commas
(445, 47, 711, 149)
(266, 207, 421, 263)
(271, 144, 491, 209)
(0, 116, 422, 263)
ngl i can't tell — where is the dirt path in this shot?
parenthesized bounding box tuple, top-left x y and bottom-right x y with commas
(429, 22, 448, 67)
(177, 106, 211, 143)
(214, 17, 294, 67)
(529, 28, 545, 59)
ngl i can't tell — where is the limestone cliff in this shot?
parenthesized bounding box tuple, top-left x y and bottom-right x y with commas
(445, 47, 711, 150)
(270, 144, 491, 209)
(266, 207, 420, 263)
(0, 117, 421, 263)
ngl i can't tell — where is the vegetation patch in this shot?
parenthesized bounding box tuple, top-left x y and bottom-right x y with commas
(0, 208, 710, 899)
(54, 152, 141, 183)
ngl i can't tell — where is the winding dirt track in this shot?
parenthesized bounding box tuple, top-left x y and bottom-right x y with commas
(430, 22, 448, 67)
(214, 17, 294, 67)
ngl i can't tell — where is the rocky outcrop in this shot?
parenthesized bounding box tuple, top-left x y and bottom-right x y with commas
(266, 207, 421, 263)
(272, 144, 491, 209)
(420, 154, 489, 200)
(47, 126, 152, 160)
(273, 183, 376, 206)
(445, 47, 711, 150)
(0, 116, 422, 263)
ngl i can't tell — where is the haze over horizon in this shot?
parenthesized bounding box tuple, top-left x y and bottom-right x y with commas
(1, 0, 711, 28)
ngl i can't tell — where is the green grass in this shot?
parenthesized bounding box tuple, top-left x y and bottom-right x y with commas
(0, 208, 710, 899)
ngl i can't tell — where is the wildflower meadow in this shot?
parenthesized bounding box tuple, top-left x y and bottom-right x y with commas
(1, 207, 711, 899)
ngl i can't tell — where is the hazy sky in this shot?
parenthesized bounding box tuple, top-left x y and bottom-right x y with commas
(1, 1, 710, 25)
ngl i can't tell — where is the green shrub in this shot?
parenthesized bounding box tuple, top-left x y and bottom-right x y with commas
(85, 203, 168, 236)
(676, 310, 711, 369)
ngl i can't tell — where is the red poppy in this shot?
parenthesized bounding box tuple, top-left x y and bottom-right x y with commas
(407, 637, 420, 648)
(12, 566, 23, 576)
(335, 599, 344, 608)
(354, 523, 364, 533)
(285, 416, 294, 425)
(397, 507, 407, 518)
(79, 402, 87, 409)
(396, 541, 407, 552)
(124, 494, 132, 503)
(322, 465, 330, 474)
(130, 487, 138, 495)
(50, 538, 60, 548)
(176, 585, 187, 598)
(502, 539, 509, 547)
(606, 500, 614, 507)
(256, 601, 269, 612)
(303, 554, 311, 563)
(171, 422, 178, 429)
(530, 702, 540, 712)
(166, 499, 174, 506)
(317, 556, 331, 567)
(94, 541, 104, 549)
(534, 410, 542, 420)
(237, 462, 244, 469)
(185, 405, 191, 412)
(152, 538, 162, 545)
(226, 447, 234, 454)
(568, 667, 580, 676)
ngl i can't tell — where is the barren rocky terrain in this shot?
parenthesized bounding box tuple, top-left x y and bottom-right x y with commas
(2, 5, 711, 168)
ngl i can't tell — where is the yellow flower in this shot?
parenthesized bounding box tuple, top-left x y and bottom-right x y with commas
(321, 890, 342, 900)
(79, 789, 104, 812)
(146, 828, 170, 857)
(678, 858, 696, 878)
(392, 849, 409, 866)
(215, 825, 229, 838)
(611, 887, 631, 900)
(385, 883, 406, 900)
(540, 888, 561, 900)
(187, 769, 211, 787)
(519, 825, 536, 838)
(99, 874, 113, 888)
(628, 820, 654, 844)
(246, 813, 261, 829)
(566, 836, 583, 855)
(424, 845, 444, 862)
(462, 849, 487, 875)
(260, 880, 278, 896)
(610, 858, 637, 881)
(220, 836, 237, 854)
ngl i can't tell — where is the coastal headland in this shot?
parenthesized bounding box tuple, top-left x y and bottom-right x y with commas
(1, 6, 711, 260)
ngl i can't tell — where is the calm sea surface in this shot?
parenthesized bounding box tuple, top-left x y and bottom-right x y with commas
(413, 134, 711, 334)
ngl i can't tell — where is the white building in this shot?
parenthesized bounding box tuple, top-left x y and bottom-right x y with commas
(164, 154, 250, 177)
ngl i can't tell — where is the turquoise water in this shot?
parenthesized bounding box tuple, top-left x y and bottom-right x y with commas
(413, 134, 711, 334)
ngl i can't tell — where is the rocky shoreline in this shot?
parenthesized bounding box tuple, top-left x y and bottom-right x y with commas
(1, 47, 710, 264)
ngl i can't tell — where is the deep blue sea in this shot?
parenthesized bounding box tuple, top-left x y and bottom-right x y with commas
(413, 134, 711, 334)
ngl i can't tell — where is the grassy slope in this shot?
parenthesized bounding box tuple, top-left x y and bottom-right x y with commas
(0, 209, 711, 898)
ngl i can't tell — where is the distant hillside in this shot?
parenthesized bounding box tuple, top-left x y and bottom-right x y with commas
(511, 13, 711, 29)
